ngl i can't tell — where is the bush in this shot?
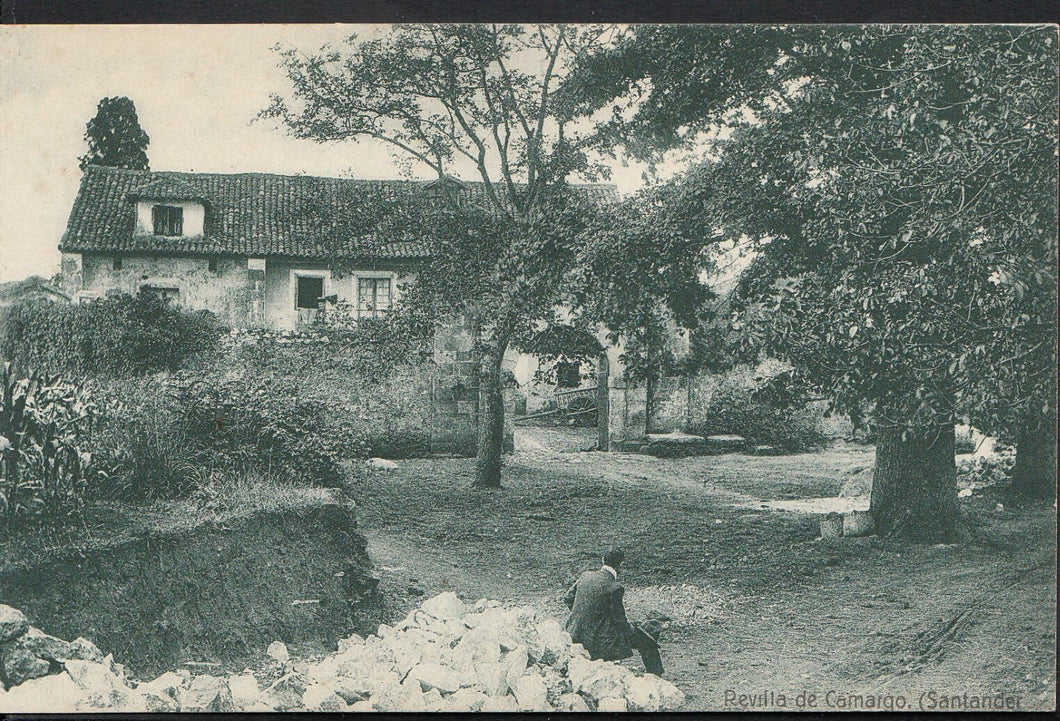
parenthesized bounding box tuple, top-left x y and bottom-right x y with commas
(165, 371, 367, 488)
(0, 289, 224, 379)
(0, 363, 103, 528)
(687, 361, 828, 452)
(215, 325, 436, 459)
(87, 377, 209, 500)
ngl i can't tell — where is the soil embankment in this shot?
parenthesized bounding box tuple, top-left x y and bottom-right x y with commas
(0, 494, 381, 678)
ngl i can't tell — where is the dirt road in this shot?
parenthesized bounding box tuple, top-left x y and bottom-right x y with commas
(350, 428, 1056, 711)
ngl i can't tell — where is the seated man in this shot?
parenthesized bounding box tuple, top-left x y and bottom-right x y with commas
(562, 547, 664, 675)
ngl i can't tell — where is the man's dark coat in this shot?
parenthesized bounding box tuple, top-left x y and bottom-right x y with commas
(563, 569, 633, 661)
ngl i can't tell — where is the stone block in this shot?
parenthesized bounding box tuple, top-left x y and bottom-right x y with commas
(0, 606, 28, 644)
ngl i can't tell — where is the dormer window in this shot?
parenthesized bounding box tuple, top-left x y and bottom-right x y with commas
(152, 205, 183, 236)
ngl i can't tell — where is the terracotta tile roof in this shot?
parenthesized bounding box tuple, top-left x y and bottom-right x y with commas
(59, 166, 617, 261)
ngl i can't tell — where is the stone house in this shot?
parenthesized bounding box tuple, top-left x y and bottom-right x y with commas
(58, 165, 652, 451)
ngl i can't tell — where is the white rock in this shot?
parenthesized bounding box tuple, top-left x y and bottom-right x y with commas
(454, 626, 502, 665)
(178, 674, 235, 712)
(598, 696, 628, 711)
(262, 672, 306, 711)
(349, 699, 377, 711)
(137, 670, 185, 699)
(422, 687, 445, 710)
(64, 659, 143, 710)
(511, 673, 549, 711)
(302, 683, 348, 711)
(226, 672, 260, 709)
(557, 691, 591, 712)
(533, 618, 572, 665)
(480, 693, 519, 712)
(474, 661, 509, 696)
(0, 671, 86, 712)
(140, 688, 179, 712)
(337, 633, 365, 653)
(420, 591, 468, 620)
(0, 605, 28, 643)
(408, 661, 462, 694)
(503, 645, 529, 692)
(266, 640, 290, 665)
(444, 687, 489, 712)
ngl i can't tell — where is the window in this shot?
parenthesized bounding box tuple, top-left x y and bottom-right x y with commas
(152, 205, 183, 236)
(358, 277, 392, 317)
(295, 275, 324, 310)
(112, 256, 122, 270)
(208, 258, 218, 273)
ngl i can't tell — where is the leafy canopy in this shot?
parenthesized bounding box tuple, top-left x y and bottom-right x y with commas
(79, 96, 151, 171)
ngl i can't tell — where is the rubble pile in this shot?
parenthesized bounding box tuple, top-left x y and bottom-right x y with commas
(0, 593, 685, 712)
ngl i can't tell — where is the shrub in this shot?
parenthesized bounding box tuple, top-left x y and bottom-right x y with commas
(166, 371, 368, 487)
(687, 361, 829, 452)
(87, 377, 210, 501)
(0, 363, 103, 528)
(0, 289, 224, 379)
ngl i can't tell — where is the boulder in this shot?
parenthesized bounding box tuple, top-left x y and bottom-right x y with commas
(178, 674, 235, 712)
(226, 672, 260, 709)
(0, 643, 53, 687)
(262, 672, 306, 711)
(474, 661, 509, 697)
(368, 457, 399, 471)
(444, 687, 489, 712)
(511, 673, 549, 711)
(0, 606, 28, 644)
(67, 638, 105, 663)
(598, 696, 628, 711)
(843, 509, 875, 537)
(408, 661, 462, 694)
(532, 618, 572, 665)
(337, 633, 365, 653)
(140, 688, 179, 712)
(349, 699, 377, 712)
(454, 626, 502, 665)
(0, 671, 85, 712)
(502, 644, 529, 692)
(569, 658, 633, 701)
(556, 691, 591, 712)
(627, 673, 686, 711)
(265, 640, 290, 665)
(137, 670, 185, 700)
(422, 687, 445, 710)
(420, 591, 468, 620)
(480, 693, 519, 712)
(302, 683, 348, 711)
(331, 677, 368, 705)
(64, 660, 144, 710)
(11, 627, 73, 662)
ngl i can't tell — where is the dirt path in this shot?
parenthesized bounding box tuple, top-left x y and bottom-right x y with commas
(351, 430, 1056, 711)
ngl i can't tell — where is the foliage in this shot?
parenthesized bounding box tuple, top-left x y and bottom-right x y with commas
(572, 25, 1058, 440)
(687, 362, 829, 452)
(216, 326, 436, 459)
(165, 371, 366, 488)
(262, 24, 714, 485)
(0, 363, 102, 529)
(87, 377, 207, 501)
(0, 289, 224, 379)
(78, 96, 151, 171)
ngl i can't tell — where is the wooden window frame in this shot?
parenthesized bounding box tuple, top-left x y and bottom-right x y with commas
(152, 205, 184, 237)
(357, 276, 393, 318)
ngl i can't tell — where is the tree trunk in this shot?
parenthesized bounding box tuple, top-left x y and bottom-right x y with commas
(1011, 415, 1057, 499)
(474, 349, 506, 488)
(870, 422, 959, 542)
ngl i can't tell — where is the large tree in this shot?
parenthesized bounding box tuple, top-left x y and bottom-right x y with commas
(262, 24, 627, 486)
(78, 96, 151, 171)
(568, 25, 1058, 537)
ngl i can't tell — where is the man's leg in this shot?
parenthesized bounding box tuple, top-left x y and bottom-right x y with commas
(630, 625, 664, 675)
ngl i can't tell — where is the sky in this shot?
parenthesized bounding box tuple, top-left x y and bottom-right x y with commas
(0, 24, 661, 283)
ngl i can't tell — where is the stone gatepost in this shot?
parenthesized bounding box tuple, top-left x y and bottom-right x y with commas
(429, 318, 515, 457)
(247, 258, 266, 328)
(602, 342, 648, 451)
